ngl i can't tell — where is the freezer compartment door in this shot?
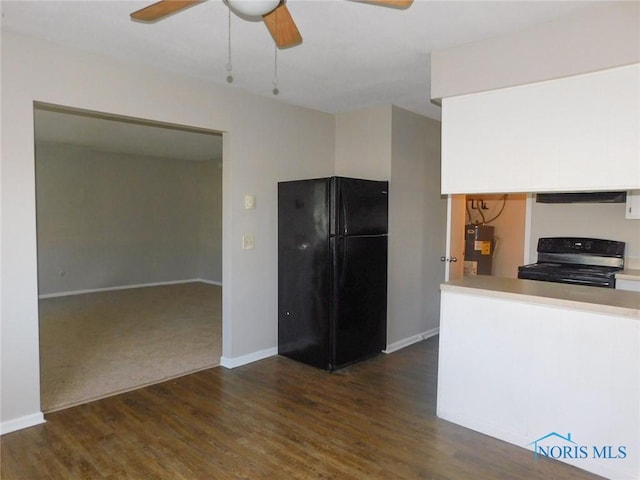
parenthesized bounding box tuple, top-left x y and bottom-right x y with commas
(331, 235, 388, 369)
(278, 179, 331, 370)
(332, 177, 388, 236)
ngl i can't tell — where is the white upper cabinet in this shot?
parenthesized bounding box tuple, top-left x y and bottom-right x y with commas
(441, 64, 640, 194)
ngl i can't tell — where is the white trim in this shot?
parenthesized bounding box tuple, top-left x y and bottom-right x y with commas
(444, 195, 453, 281)
(38, 278, 222, 299)
(523, 193, 534, 265)
(220, 347, 278, 369)
(1, 412, 46, 435)
(383, 328, 439, 354)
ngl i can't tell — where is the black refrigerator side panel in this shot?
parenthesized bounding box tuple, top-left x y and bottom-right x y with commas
(331, 235, 388, 370)
(278, 179, 332, 370)
(331, 177, 388, 236)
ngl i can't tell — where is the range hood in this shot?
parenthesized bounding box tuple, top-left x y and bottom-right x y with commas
(536, 191, 627, 204)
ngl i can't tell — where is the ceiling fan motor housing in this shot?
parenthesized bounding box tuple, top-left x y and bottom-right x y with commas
(226, 0, 281, 17)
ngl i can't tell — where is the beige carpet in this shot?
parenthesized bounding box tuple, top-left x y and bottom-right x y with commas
(39, 282, 222, 413)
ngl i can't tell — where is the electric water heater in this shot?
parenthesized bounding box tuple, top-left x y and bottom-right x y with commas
(464, 224, 495, 276)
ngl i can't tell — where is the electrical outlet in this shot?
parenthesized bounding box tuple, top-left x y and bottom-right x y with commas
(242, 235, 255, 250)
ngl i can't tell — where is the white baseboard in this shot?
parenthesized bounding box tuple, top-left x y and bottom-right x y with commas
(383, 327, 439, 354)
(222, 329, 440, 367)
(220, 347, 278, 369)
(38, 278, 222, 299)
(1, 412, 46, 435)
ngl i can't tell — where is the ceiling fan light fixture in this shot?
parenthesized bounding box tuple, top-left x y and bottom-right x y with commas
(226, 0, 280, 17)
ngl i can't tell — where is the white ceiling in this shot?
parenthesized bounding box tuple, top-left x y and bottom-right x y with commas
(3, 0, 605, 160)
(34, 106, 224, 162)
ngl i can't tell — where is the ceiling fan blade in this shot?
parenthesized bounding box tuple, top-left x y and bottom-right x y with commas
(263, 4, 302, 49)
(130, 0, 204, 22)
(359, 0, 413, 9)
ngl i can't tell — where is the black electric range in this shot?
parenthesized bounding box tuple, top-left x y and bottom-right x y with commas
(517, 237, 625, 288)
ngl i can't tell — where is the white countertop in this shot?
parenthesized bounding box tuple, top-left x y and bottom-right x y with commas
(617, 269, 640, 282)
(441, 275, 640, 319)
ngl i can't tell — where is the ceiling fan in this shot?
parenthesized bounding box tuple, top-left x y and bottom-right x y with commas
(130, 0, 413, 49)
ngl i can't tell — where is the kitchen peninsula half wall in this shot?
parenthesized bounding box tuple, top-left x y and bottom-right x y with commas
(437, 276, 639, 480)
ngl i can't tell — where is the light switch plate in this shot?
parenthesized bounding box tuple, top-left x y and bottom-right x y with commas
(244, 194, 256, 210)
(242, 235, 255, 250)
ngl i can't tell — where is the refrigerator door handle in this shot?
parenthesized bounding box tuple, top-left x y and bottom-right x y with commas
(341, 190, 348, 235)
(334, 235, 349, 288)
(339, 237, 348, 285)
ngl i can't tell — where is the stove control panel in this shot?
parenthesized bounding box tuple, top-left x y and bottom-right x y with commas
(537, 237, 625, 257)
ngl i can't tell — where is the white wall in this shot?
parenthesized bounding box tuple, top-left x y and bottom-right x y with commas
(1, 32, 335, 432)
(529, 201, 640, 269)
(334, 106, 445, 351)
(334, 106, 392, 180)
(389, 107, 445, 346)
(198, 159, 223, 282)
(431, 2, 640, 100)
(35, 142, 222, 295)
(438, 288, 639, 480)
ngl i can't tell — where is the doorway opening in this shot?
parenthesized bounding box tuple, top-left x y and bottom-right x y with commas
(447, 194, 527, 281)
(34, 103, 224, 412)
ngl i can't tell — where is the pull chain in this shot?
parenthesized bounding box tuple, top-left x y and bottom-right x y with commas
(272, 43, 279, 95)
(226, 7, 233, 83)
(272, 8, 279, 95)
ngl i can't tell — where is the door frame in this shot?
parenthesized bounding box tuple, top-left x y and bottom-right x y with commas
(444, 194, 466, 281)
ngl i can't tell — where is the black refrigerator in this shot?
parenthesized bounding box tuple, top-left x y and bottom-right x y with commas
(278, 176, 388, 371)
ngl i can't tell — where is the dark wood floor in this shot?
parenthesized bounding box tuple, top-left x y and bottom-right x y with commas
(1, 337, 603, 479)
